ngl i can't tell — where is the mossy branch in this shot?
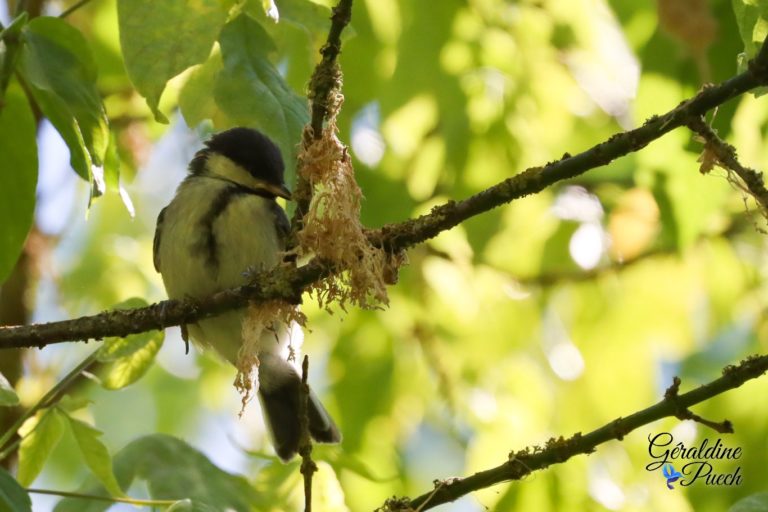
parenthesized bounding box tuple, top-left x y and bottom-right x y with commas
(3, 37, 768, 349)
(381, 356, 768, 511)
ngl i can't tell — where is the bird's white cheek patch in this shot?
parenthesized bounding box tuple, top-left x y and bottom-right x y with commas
(207, 153, 265, 191)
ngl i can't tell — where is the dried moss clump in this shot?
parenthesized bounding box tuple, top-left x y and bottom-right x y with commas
(296, 118, 404, 310)
(234, 301, 307, 414)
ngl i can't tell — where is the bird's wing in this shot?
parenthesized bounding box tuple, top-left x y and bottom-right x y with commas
(152, 206, 167, 272)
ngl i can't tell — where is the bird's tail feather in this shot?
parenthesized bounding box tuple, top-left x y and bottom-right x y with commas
(258, 365, 341, 461)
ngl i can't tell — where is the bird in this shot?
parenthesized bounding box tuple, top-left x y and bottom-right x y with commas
(153, 127, 341, 461)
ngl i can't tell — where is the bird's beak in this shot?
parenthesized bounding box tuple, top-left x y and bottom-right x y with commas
(271, 183, 292, 200)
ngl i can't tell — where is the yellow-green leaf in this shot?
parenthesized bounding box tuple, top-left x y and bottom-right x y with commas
(179, 48, 224, 128)
(16, 409, 65, 486)
(101, 331, 163, 390)
(0, 373, 19, 407)
(18, 17, 108, 180)
(117, 0, 228, 122)
(0, 82, 37, 284)
(214, 13, 308, 180)
(65, 415, 125, 497)
(0, 467, 31, 512)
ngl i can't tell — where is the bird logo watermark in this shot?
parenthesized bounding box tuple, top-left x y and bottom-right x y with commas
(662, 463, 683, 489)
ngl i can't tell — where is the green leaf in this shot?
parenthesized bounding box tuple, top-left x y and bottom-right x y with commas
(114, 435, 258, 508)
(326, 451, 391, 482)
(51, 481, 110, 512)
(539, 221, 580, 275)
(97, 299, 151, 361)
(16, 409, 65, 486)
(65, 415, 125, 497)
(729, 492, 768, 512)
(166, 500, 217, 512)
(97, 298, 163, 388)
(117, 0, 228, 123)
(98, 329, 152, 361)
(732, 0, 768, 58)
(732, 0, 768, 96)
(0, 373, 19, 407)
(245, 0, 333, 34)
(105, 296, 146, 313)
(51, 483, 110, 512)
(0, 467, 31, 512)
(0, 82, 37, 285)
(56, 395, 91, 413)
(25, 87, 91, 181)
(179, 48, 224, 128)
(165, 500, 193, 512)
(274, 0, 332, 32)
(102, 131, 120, 192)
(102, 131, 135, 217)
(215, 13, 308, 178)
(18, 17, 109, 180)
(100, 331, 164, 390)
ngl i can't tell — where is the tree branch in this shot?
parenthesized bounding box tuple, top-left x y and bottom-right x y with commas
(2, 39, 768, 350)
(368, 74, 768, 252)
(380, 355, 768, 511)
(0, 260, 332, 349)
(58, 0, 93, 18)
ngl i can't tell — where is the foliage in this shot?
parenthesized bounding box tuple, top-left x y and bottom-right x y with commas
(1, 0, 768, 511)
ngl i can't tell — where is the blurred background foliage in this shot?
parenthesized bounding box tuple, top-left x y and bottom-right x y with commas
(2, 0, 768, 510)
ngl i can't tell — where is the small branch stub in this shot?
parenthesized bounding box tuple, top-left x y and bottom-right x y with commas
(688, 115, 768, 218)
(665, 376, 734, 434)
(299, 356, 317, 512)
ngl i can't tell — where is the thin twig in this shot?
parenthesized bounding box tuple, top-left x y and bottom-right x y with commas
(3, 38, 768, 350)
(59, 0, 94, 18)
(381, 355, 768, 511)
(27, 488, 178, 506)
(307, 0, 353, 140)
(292, 0, 354, 234)
(298, 356, 317, 512)
(686, 115, 768, 212)
(14, 0, 28, 17)
(0, 352, 99, 452)
(0, 14, 26, 110)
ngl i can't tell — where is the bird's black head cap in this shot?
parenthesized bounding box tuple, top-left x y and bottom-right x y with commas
(191, 128, 287, 189)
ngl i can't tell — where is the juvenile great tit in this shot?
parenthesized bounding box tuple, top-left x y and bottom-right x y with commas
(153, 127, 341, 461)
